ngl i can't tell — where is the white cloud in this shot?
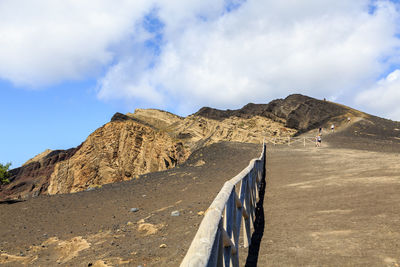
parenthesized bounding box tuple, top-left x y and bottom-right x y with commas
(356, 69, 400, 120)
(0, 0, 154, 87)
(1, 0, 400, 118)
(97, 0, 400, 114)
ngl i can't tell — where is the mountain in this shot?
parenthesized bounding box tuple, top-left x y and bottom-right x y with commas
(195, 94, 358, 134)
(1, 94, 399, 202)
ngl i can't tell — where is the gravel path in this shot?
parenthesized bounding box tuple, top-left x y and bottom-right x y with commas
(257, 144, 400, 266)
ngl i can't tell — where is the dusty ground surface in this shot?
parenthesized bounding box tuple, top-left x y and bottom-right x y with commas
(258, 139, 400, 267)
(2, 112, 400, 266)
(0, 142, 261, 267)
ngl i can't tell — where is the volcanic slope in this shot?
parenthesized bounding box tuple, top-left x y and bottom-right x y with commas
(0, 142, 262, 267)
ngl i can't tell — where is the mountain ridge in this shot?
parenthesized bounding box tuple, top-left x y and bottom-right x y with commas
(2, 93, 399, 203)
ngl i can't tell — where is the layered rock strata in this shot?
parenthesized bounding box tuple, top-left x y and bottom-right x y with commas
(47, 120, 188, 194)
(1, 119, 188, 201)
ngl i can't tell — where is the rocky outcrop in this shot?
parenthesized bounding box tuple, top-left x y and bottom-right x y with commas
(47, 120, 188, 194)
(0, 148, 79, 202)
(1, 119, 188, 201)
(126, 108, 297, 151)
(174, 115, 288, 149)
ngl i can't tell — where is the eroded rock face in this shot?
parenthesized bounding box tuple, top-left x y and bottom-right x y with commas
(127, 109, 297, 151)
(47, 120, 188, 194)
(1, 120, 188, 201)
(0, 148, 79, 202)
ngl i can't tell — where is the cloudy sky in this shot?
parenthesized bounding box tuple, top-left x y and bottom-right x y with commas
(1, 0, 400, 167)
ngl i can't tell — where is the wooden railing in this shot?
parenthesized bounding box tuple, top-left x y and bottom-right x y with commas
(180, 143, 266, 267)
(265, 136, 317, 147)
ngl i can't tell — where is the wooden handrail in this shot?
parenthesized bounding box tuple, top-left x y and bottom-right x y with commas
(180, 143, 266, 267)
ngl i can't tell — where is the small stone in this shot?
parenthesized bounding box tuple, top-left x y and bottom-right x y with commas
(142, 194, 146, 197)
(197, 211, 205, 216)
(159, 244, 167, 248)
(171, 210, 180, 216)
(126, 221, 133, 226)
(130, 208, 139, 212)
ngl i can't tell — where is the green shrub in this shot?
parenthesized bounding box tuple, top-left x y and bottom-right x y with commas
(0, 163, 11, 185)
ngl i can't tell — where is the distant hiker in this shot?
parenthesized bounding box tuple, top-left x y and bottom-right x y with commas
(316, 134, 322, 147)
(324, 98, 326, 101)
(318, 127, 322, 134)
(331, 124, 335, 132)
(347, 117, 351, 123)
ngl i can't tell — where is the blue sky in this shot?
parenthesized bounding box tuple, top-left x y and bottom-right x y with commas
(1, 78, 119, 167)
(1, 0, 400, 167)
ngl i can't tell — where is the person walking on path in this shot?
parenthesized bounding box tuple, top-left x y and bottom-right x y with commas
(331, 124, 335, 132)
(316, 134, 322, 147)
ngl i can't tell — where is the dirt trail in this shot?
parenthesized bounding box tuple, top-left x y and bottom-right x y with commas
(257, 144, 400, 266)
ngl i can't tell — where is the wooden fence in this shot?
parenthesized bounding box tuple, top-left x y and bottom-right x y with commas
(180, 143, 266, 267)
(265, 136, 317, 147)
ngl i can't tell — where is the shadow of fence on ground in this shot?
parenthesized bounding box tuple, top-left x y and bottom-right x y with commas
(244, 163, 266, 267)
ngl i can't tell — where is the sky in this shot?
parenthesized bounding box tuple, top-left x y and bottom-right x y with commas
(1, 0, 400, 168)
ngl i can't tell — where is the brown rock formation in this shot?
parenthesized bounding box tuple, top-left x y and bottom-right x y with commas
(0, 148, 79, 202)
(1, 119, 188, 201)
(47, 120, 187, 194)
(127, 109, 296, 150)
